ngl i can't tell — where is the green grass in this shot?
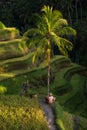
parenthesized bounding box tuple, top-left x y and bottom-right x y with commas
(0, 53, 33, 73)
(54, 102, 87, 130)
(0, 50, 33, 66)
(54, 74, 87, 118)
(0, 27, 20, 41)
(0, 39, 28, 60)
(0, 68, 48, 95)
(0, 95, 49, 130)
(0, 56, 86, 119)
(0, 25, 87, 130)
(0, 85, 7, 94)
(0, 21, 6, 29)
(0, 55, 71, 81)
(0, 58, 87, 130)
(50, 65, 81, 96)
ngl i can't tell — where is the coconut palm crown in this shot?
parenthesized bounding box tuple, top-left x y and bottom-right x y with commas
(24, 5, 76, 94)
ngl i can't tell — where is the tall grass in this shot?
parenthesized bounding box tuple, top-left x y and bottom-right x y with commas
(54, 102, 87, 130)
(0, 95, 49, 130)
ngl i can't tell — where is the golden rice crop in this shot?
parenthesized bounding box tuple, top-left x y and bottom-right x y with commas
(0, 95, 49, 130)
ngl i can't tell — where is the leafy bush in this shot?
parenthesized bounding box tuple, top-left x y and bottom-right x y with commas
(0, 21, 6, 29)
(0, 86, 7, 94)
(0, 95, 49, 130)
(54, 102, 87, 130)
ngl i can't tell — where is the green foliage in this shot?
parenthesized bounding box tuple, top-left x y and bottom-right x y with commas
(24, 5, 76, 94)
(0, 0, 86, 66)
(0, 40, 28, 60)
(0, 85, 7, 94)
(0, 38, 87, 130)
(24, 5, 76, 65)
(0, 21, 6, 29)
(0, 2, 86, 130)
(54, 102, 87, 130)
(0, 27, 20, 41)
(0, 95, 49, 130)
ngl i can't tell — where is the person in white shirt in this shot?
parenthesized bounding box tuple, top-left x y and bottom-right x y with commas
(45, 93, 56, 104)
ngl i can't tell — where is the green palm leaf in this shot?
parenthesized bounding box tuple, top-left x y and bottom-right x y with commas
(32, 46, 44, 63)
(56, 26, 76, 36)
(52, 19, 68, 31)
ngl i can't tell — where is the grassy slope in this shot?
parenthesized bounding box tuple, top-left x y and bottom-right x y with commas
(0, 25, 49, 130)
(0, 27, 19, 41)
(0, 25, 87, 130)
(0, 95, 49, 130)
(0, 54, 87, 130)
(0, 39, 28, 60)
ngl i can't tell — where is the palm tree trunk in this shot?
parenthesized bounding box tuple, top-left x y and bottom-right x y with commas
(47, 63, 51, 95)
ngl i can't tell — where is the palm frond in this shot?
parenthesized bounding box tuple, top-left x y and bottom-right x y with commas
(32, 45, 45, 64)
(24, 28, 46, 48)
(51, 33, 73, 56)
(52, 10, 63, 23)
(40, 16, 50, 32)
(29, 36, 49, 50)
(24, 28, 42, 37)
(50, 32, 60, 45)
(41, 5, 53, 19)
(28, 37, 40, 48)
(58, 45, 69, 57)
(59, 37, 73, 51)
(52, 19, 68, 31)
(40, 38, 50, 48)
(51, 32, 67, 56)
(42, 6, 63, 32)
(56, 26, 76, 36)
(56, 37, 73, 56)
(41, 5, 53, 31)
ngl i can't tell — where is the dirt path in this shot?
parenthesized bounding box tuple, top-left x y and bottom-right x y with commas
(39, 99, 58, 130)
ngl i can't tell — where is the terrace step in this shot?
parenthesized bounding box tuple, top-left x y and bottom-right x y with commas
(0, 28, 20, 41)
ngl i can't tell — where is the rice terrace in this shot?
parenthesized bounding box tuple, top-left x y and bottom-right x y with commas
(0, 3, 87, 130)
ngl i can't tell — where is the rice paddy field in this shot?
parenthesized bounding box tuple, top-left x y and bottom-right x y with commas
(0, 23, 87, 130)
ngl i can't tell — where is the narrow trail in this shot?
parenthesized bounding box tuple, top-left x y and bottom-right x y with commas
(39, 99, 58, 130)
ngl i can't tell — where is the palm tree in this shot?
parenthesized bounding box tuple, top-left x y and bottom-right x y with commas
(24, 5, 76, 95)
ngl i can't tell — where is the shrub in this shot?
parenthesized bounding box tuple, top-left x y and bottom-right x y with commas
(0, 86, 7, 94)
(0, 21, 6, 29)
(54, 102, 87, 130)
(0, 95, 49, 130)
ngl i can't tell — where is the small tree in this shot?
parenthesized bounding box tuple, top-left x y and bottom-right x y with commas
(24, 5, 76, 95)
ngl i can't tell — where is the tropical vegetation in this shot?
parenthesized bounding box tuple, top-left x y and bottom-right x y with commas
(24, 5, 76, 94)
(0, 95, 49, 130)
(0, 2, 87, 130)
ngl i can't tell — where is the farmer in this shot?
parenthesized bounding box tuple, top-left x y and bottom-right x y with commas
(22, 80, 29, 96)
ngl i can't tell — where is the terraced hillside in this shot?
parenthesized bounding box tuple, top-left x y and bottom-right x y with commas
(0, 22, 29, 74)
(0, 23, 87, 130)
